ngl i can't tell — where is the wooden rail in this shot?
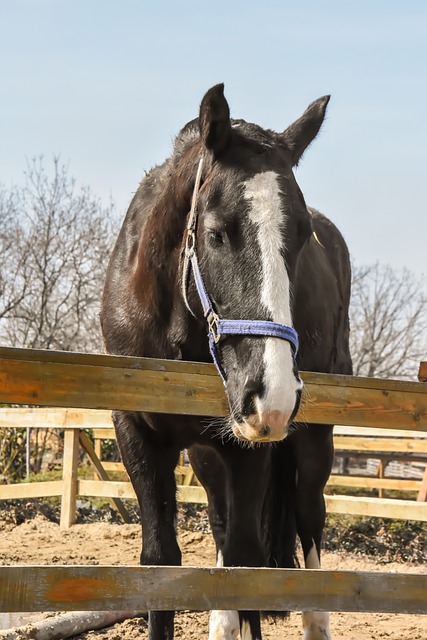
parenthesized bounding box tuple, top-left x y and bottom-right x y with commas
(0, 347, 426, 430)
(1, 412, 427, 524)
(0, 565, 425, 614)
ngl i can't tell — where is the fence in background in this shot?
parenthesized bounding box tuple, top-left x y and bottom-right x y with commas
(0, 349, 426, 526)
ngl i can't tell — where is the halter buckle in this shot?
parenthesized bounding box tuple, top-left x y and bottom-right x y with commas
(185, 230, 196, 258)
(207, 311, 221, 344)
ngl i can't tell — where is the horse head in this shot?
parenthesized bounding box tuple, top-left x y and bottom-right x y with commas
(181, 84, 330, 443)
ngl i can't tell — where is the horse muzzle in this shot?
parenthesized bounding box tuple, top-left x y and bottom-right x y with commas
(232, 385, 302, 443)
(232, 409, 290, 442)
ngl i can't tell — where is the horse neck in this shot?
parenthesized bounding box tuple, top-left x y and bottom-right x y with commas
(130, 148, 202, 357)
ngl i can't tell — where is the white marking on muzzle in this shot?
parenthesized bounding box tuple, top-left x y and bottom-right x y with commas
(244, 172, 302, 423)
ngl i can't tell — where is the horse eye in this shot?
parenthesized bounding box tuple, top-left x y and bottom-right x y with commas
(207, 229, 225, 245)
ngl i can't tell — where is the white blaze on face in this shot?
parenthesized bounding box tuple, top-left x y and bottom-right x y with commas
(244, 171, 302, 420)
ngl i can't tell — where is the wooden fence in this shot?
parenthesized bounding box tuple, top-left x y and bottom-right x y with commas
(0, 347, 426, 617)
(1, 565, 425, 614)
(2, 407, 426, 527)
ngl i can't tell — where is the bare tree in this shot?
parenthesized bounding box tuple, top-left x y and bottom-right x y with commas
(0, 186, 32, 323)
(0, 157, 119, 352)
(350, 263, 427, 380)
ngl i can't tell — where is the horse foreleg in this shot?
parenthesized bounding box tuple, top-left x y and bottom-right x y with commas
(218, 444, 271, 640)
(113, 411, 181, 640)
(294, 424, 334, 640)
(188, 445, 240, 640)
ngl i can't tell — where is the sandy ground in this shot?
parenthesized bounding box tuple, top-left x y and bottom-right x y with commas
(0, 514, 426, 640)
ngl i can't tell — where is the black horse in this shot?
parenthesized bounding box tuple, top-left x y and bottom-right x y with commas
(101, 84, 352, 640)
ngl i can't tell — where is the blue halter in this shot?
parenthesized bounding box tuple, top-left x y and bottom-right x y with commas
(182, 157, 299, 383)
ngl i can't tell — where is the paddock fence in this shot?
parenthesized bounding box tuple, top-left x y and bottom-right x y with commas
(1, 408, 426, 528)
(0, 347, 426, 617)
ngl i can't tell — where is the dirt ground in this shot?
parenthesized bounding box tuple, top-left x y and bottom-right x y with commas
(0, 513, 426, 640)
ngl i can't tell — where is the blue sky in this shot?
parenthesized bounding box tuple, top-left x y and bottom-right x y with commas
(1, 1, 426, 281)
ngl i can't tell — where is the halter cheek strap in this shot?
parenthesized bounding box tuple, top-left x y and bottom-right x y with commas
(182, 156, 299, 383)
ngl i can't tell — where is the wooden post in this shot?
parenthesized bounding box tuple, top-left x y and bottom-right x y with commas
(377, 459, 384, 498)
(416, 464, 427, 502)
(93, 437, 102, 480)
(414, 362, 426, 500)
(418, 361, 427, 382)
(78, 430, 131, 523)
(60, 428, 80, 529)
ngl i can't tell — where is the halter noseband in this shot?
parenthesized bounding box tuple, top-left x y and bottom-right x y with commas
(182, 156, 299, 383)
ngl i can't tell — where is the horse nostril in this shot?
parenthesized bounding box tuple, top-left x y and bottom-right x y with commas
(261, 425, 270, 437)
(242, 379, 264, 417)
(242, 394, 258, 419)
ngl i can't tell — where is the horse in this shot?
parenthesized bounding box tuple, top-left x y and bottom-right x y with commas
(101, 83, 352, 640)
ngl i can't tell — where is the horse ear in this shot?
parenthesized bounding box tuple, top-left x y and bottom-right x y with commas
(281, 95, 330, 166)
(199, 83, 232, 157)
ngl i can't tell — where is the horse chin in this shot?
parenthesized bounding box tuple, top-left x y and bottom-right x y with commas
(232, 420, 288, 444)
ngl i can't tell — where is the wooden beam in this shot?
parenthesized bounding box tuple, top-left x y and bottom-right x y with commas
(418, 362, 427, 382)
(327, 475, 420, 492)
(333, 451, 427, 464)
(0, 481, 63, 500)
(78, 431, 131, 524)
(416, 464, 427, 502)
(325, 494, 427, 521)
(92, 427, 115, 439)
(333, 436, 427, 453)
(60, 429, 80, 530)
(0, 565, 425, 614)
(78, 479, 136, 500)
(77, 479, 427, 520)
(0, 347, 229, 418)
(334, 425, 427, 438)
(96, 461, 125, 473)
(0, 407, 113, 429)
(0, 347, 426, 431)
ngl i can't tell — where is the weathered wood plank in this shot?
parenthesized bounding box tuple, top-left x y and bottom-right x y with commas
(60, 429, 80, 530)
(325, 494, 427, 521)
(3, 409, 426, 438)
(77, 479, 427, 520)
(333, 436, 427, 453)
(77, 479, 136, 500)
(0, 480, 63, 500)
(0, 346, 220, 376)
(176, 485, 207, 503)
(327, 475, 421, 491)
(0, 347, 426, 430)
(297, 378, 427, 430)
(92, 427, 115, 439)
(334, 425, 427, 438)
(96, 461, 125, 472)
(78, 431, 131, 524)
(0, 354, 229, 417)
(0, 565, 425, 614)
(0, 408, 113, 429)
(416, 464, 427, 502)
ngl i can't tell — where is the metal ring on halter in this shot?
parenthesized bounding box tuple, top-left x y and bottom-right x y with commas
(185, 230, 196, 258)
(207, 311, 221, 344)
